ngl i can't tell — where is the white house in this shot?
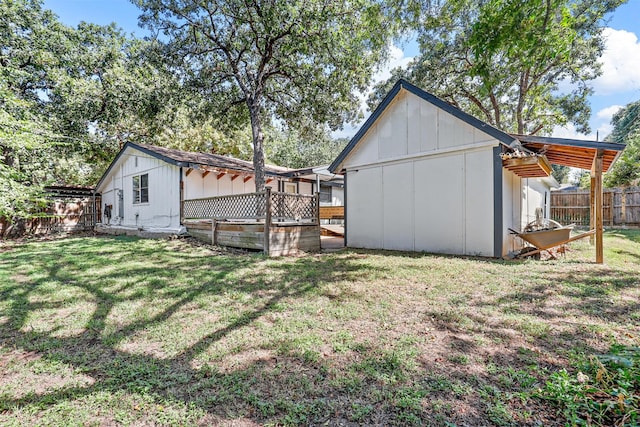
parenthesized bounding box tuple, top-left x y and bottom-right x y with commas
(286, 165, 345, 207)
(329, 80, 625, 258)
(95, 143, 332, 236)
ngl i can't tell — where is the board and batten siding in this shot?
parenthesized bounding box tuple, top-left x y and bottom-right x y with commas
(522, 178, 551, 225)
(343, 89, 498, 256)
(98, 148, 181, 230)
(501, 170, 556, 256)
(502, 169, 522, 256)
(184, 171, 255, 200)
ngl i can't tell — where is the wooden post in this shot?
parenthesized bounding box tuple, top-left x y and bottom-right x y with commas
(211, 218, 217, 246)
(315, 192, 321, 250)
(593, 150, 604, 264)
(589, 176, 595, 245)
(264, 187, 271, 256)
(621, 188, 627, 227)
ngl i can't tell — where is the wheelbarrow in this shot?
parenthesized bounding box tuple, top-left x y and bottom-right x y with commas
(509, 219, 595, 260)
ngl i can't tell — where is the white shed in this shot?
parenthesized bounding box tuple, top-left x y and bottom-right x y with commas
(329, 80, 625, 258)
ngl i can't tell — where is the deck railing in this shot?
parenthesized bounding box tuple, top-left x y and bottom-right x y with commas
(182, 188, 319, 223)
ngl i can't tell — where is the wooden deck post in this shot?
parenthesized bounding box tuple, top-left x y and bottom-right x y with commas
(264, 187, 271, 256)
(593, 150, 604, 264)
(211, 219, 217, 246)
(589, 177, 595, 245)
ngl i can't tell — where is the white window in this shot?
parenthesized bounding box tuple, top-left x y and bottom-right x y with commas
(284, 182, 297, 194)
(133, 173, 149, 204)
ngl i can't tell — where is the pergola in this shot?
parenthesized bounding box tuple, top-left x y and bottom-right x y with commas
(502, 134, 626, 263)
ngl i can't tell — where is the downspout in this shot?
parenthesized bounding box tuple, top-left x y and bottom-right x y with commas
(179, 167, 184, 225)
(343, 171, 347, 247)
(493, 146, 503, 258)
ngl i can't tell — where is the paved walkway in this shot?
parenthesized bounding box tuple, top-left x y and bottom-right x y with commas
(321, 236, 345, 251)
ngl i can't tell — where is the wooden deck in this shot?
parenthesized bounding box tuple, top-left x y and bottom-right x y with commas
(185, 219, 320, 256)
(320, 224, 344, 237)
(182, 189, 320, 256)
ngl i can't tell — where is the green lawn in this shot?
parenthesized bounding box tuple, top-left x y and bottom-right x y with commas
(1, 232, 638, 426)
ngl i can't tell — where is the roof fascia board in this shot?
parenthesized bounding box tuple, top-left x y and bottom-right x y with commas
(130, 142, 187, 166)
(329, 79, 515, 173)
(399, 81, 515, 146)
(329, 80, 404, 173)
(95, 142, 185, 191)
(514, 134, 626, 151)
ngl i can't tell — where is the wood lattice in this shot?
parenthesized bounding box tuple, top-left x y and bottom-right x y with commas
(270, 192, 317, 221)
(183, 192, 267, 219)
(182, 191, 318, 222)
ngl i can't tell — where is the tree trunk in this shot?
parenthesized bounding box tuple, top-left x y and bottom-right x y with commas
(248, 102, 266, 192)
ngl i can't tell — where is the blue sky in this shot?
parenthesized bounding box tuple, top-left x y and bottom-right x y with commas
(43, 0, 640, 141)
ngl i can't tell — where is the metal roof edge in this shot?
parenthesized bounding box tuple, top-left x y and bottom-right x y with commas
(329, 80, 405, 173)
(511, 134, 626, 151)
(399, 80, 515, 146)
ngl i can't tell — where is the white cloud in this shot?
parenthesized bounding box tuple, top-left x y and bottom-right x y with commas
(372, 44, 414, 83)
(552, 123, 595, 140)
(596, 104, 623, 120)
(552, 120, 613, 141)
(552, 104, 623, 141)
(592, 28, 640, 95)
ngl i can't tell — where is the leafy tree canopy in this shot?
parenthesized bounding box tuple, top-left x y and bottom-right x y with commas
(370, 0, 625, 136)
(604, 100, 640, 187)
(265, 120, 348, 169)
(1, 0, 185, 222)
(135, 0, 395, 190)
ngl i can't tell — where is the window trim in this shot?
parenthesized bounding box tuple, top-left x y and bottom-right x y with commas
(319, 185, 332, 203)
(133, 173, 149, 204)
(284, 182, 297, 194)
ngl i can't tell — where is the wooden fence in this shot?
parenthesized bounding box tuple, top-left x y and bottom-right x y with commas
(319, 206, 344, 221)
(551, 187, 640, 227)
(181, 189, 320, 255)
(1, 198, 100, 238)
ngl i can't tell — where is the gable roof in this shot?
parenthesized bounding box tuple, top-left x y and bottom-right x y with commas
(328, 79, 516, 173)
(96, 142, 290, 190)
(328, 79, 626, 174)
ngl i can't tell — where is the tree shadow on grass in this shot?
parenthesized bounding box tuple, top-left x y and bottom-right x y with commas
(1, 237, 636, 426)
(0, 236, 408, 425)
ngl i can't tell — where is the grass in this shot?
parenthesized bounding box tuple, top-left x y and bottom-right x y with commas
(0, 231, 639, 426)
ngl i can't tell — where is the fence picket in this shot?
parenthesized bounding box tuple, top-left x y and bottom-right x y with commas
(551, 187, 640, 226)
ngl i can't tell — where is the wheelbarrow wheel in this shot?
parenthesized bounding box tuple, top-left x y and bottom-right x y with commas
(519, 246, 541, 260)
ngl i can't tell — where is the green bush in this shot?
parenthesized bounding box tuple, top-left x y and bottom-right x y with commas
(542, 344, 639, 426)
